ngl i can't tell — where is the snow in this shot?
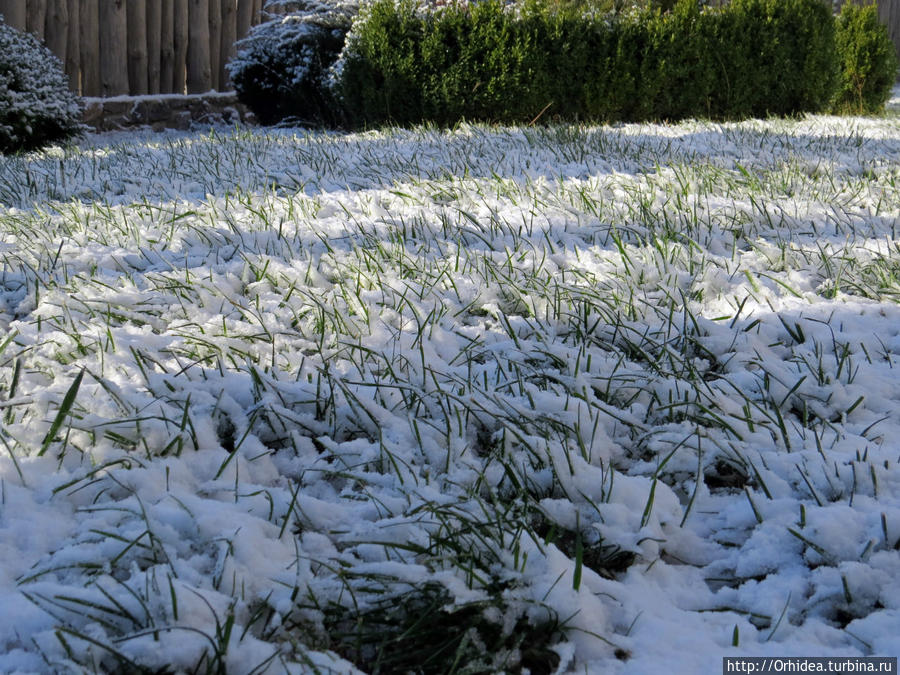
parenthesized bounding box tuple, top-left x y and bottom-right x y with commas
(1, 99, 900, 672)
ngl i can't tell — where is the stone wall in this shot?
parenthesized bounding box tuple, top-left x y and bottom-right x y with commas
(82, 92, 256, 132)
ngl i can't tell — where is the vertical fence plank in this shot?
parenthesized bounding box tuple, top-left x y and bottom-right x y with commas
(80, 0, 100, 96)
(236, 0, 253, 41)
(45, 0, 67, 62)
(0, 1, 27, 31)
(27, 0, 47, 40)
(209, 0, 222, 90)
(220, 0, 237, 87)
(160, 0, 175, 92)
(147, 0, 162, 93)
(65, 0, 79, 91)
(186, 0, 211, 93)
(173, 0, 189, 93)
(126, 0, 148, 94)
(100, 0, 129, 95)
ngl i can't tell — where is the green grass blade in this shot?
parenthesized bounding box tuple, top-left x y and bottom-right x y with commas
(38, 368, 85, 457)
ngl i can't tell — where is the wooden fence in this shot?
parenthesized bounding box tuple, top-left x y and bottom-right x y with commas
(0, 0, 267, 96)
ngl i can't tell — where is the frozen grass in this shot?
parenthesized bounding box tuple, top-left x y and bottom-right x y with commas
(1, 108, 900, 673)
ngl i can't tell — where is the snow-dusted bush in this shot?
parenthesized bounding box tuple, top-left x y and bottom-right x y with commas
(226, 0, 357, 126)
(0, 18, 81, 154)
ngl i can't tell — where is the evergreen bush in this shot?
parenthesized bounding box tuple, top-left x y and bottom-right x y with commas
(833, 2, 898, 115)
(227, 0, 357, 126)
(0, 17, 81, 154)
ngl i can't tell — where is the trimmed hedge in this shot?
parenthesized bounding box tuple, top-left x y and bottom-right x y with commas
(336, 0, 845, 127)
(233, 0, 898, 128)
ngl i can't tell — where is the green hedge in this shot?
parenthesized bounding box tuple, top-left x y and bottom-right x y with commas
(335, 0, 895, 128)
(233, 0, 899, 128)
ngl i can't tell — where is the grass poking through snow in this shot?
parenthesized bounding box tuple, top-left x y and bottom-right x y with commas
(1, 111, 900, 672)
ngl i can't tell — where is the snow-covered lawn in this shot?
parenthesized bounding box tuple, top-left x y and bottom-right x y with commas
(1, 108, 900, 673)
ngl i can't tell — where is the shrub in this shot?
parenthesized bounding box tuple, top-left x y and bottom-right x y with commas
(833, 2, 898, 115)
(336, 0, 841, 128)
(0, 18, 81, 154)
(227, 0, 357, 126)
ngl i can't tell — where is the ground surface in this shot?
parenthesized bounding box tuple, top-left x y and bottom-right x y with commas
(1, 98, 900, 673)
